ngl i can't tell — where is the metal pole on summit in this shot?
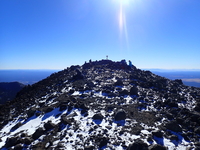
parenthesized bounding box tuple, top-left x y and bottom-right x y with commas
(106, 55, 108, 60)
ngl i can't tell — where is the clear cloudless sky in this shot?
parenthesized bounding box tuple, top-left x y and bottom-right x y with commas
(0, 0, 200, 69)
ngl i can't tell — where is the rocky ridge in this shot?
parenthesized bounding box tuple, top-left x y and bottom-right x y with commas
(0, 59, 200, 150)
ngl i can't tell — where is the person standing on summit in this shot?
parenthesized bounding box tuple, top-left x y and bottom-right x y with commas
(129, 60, 133, 67)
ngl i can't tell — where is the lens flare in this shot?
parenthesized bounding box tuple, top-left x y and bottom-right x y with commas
(119, 5, 123, 31)
(118, 2, 129, 51)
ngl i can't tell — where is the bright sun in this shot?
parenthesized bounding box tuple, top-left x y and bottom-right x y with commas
(119, 0, 129, 5)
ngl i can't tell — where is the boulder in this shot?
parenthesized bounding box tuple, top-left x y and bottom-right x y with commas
(13, 144, 23, 150)
(119, 89, 129, 96)
(43, 107, 54, 113)
(5, 136, 20, 148)
(32, 127, 45, 140)
(114, 79, 123, 86)
(152, 130, 163, 138)
(98, 137, 109, 148)
(114, 109, 126, 121)
(84, 145, 95, 150)
(130, 86, 138, 95)
(59, 103, 68, 111)
(127, 140, 148, 150)
(165, 121, 182, 132)
(44, 121, 55, 131)
(92, 113, 104, 120)
(27, 108, 36, 118)
(79, 103, 89, 110)
(148, 144, 167, 150)
(22, 137, 33, 145)
(72, 69, 84, 80)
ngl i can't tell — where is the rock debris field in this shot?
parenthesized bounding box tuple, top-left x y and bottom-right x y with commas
(0, 60, 200, 150)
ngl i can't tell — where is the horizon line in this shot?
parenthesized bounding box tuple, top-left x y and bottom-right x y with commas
(0, 68, 200, 71)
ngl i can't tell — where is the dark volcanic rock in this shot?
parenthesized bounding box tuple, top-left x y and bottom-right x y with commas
(59, 103, 68, 111)
(92, 113, 104, 120)
(119, 89, 129, 96)
(72, 69, 84, 80)
(27, 108, 36, 118)
(44, 121, 55, 131)
(10, 122, 22, 131)
(32, 127, 45, 140)
(13, 144, 23, 150)
(152, 130, 163, 138)
(43, 107, 54, 113)
(114, 79, 123, 86)
(84, 145, 95, 150)
(22, 137, 33, 145)
(114, 109, 126, 121)
(127, 140, 148, 150)
(129, 86, 138, 95)
(97, 136, 109, 148)
(149, 144, 167, 150)
(5, 136, 20, 148)
(165, 121, 182, 132)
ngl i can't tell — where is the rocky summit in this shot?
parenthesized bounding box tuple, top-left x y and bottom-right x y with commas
(0, 59, 200, 150)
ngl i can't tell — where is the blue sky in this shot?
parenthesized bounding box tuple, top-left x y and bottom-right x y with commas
(0, 0, 200, 69)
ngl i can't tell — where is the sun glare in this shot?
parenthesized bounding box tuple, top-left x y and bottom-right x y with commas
(116, 0, 130, 51)
(119, 0, 129, 5)
(119, 6, 123, 29)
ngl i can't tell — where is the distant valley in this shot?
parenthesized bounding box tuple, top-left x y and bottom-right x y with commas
(0, 70, 60, 104)
(149, 70, 200, 88)
(0, 70, 60, 85)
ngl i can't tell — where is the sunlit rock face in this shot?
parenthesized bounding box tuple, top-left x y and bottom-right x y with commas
(0, 59, 200, 150)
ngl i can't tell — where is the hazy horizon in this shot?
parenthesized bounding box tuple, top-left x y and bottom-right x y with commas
(0, 68, 200, 87)
(1, 68, 200, 71)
